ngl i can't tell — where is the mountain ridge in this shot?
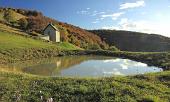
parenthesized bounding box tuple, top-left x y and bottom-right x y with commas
(90, 30, 170, 52)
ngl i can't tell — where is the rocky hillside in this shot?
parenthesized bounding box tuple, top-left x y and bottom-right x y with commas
(0, 7, 108, 50)
(90, 30, 170, 52)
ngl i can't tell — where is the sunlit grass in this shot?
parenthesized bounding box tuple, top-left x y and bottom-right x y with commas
(0, 70, 170, 101)
(0, 31, 80, 50)
(0, 31, 56, 50)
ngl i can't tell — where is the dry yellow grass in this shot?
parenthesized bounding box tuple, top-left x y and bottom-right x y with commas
(0, 23, 28, 35)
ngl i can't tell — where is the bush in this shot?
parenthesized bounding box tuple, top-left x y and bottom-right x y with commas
(108, 46, 119, 51)
(4, 9, 15, 22)
(88, 44, 101, 50)
(18, 18, 28, 30)
(139, 95, 162, 102)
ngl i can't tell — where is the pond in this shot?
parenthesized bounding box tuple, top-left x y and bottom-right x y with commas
(1, 56, 163, 77)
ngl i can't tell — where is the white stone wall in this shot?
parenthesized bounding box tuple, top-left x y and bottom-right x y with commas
(55, 31, 60, 42)
(44, 26, 60, 42)
(41, 36, 49, 41)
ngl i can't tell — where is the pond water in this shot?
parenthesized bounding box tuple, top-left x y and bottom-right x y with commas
(1, 56, 163, 77)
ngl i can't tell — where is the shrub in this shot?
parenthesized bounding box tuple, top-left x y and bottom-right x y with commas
(88, 44, 101, 50)
(18, 18, 28, 30)
(139, 95, 162, 102)
(17, 9, 25, 15)
(108, 46, 119, 51)
(4, 9, 15, 22)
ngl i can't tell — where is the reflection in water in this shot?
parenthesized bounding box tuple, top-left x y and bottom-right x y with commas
(0, 56, 163, 77)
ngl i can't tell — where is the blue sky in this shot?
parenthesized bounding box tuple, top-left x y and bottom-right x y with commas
(0, 0, 170, 37)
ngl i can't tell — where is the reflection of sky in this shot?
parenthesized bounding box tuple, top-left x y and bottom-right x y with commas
(60, 58, 163, 77)
(3, 56, 162, 77)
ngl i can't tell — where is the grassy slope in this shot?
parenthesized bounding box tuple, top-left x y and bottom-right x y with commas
(0, 23, 28, 35)
(0, 23, 81, 51)
(0, 31, 80, 50)
(57, 42, 82, 50)
(0, 31, 56, 50)
(0, 71, 170, 102)
(0, 10, 25, 21)
(0, 11, 5, 21)
(0, 30, 82, 64)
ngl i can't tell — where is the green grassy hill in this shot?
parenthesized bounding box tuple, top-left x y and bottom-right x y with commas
(0, 30, 81, 64)
(0, 31, 80, 50)
(0, 31, 55, 50)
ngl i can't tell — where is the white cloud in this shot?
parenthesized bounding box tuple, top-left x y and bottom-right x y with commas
(77, 10, 90, 15)
(91, 11, 105, 16)
(95, 18, 100, 21)
(107, 18, 133, 30)
(103, 59, 121, 63)
(90, 11, 124, 24)
(102, 26, 120, 30)
(103, 70, 124, 76)
(102, 18, 170, 37)
(119, 18, 136, 29)
(133, 62, 147, 67)
(100, 17, 104, 20)
(101, 12, 125, 20)
(120, 64, 128, 69)
(91, 18, 103, 24)
(77, 8, 91, 15)
(168, 5, 170, 8)
(92, 21, 99, 24)
(119, 18, 170, 36)
(77, 9, 106, 17)
(120, 0, 145, 9)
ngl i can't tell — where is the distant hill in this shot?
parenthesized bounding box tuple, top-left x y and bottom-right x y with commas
(90, 30, 170, 52)
(0, 7, 108, 50)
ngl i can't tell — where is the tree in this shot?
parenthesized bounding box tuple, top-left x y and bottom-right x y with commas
(18, 18, 28, 30)
(17, 9, 26, 15)
(4, 9, 15, 22)
(27, 16, 48, 33)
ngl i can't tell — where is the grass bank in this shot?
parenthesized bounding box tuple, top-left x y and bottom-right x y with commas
(0, 71, 170, 102)
(0, 30, 80, 50)
(0, 31, 81, 63)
